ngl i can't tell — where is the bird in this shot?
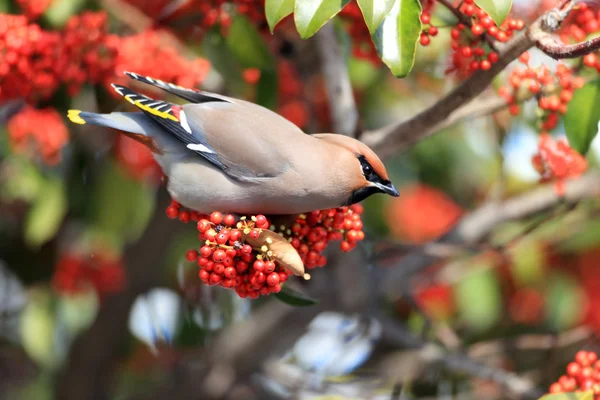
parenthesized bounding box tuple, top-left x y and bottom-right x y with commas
(67, 72, 399, 215)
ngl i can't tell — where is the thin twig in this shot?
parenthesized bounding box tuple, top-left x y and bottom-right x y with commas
(380, 172, 600, 298)
(361, 2, 581, 158)
(315, 22, 358, 137)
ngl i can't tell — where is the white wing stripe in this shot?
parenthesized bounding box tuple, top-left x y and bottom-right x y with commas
(187, 143, 214, 154)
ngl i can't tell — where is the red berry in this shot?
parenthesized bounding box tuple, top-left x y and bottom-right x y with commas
(197, 257, 209, 267)
(428, 26, 438, 36)
(480, 17, 494, 29)
(199, 269, 210, 281)
(420, 12, 430, 24)
(215, 231, 230, 245)
(584, 53, 597, 67)
(267, 272, 280, 286)
(224, 267, 236, 279)
(253, 260, 265, 272)
(471, 24, 484, 36)
(209, 273, 222, 284)
(264, 260, 276, 273)
(236, 261, 249, 273)
(210, 211, 223, 225)
(576, 350, 590, 366)
(451, 28, 461, 40)
(420, 33, 430, 46)
(166, 206, 179, 219)
(229, 229, 242, 242)
(223, 214, 236, 226)
(249, 229, 261, 239)
(566, 362, 581, 377)
(197, 219, 211, 232)
(480, 60, 491, 70)
(487, 52, 499, 63)
(214, 263, 225, 275)
(212, 249, 226, 262)
(179, 210, 190, 223)
(255, 214, 268, 228)
(200, 246, 213, 257)
(340, 241, 353, 252)
(549, 383, 562, 393)
(186, 250, 198, 262)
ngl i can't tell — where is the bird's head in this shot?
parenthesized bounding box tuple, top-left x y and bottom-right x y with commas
(313, 134, 399, 205)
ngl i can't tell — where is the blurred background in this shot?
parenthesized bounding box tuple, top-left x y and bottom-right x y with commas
(1, 0, 600, 399)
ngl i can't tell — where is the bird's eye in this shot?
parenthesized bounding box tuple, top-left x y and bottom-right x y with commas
(360, 157, 375, 179)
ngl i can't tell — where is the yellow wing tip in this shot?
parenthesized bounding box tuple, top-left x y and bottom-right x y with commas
(67, 110, 86, 125)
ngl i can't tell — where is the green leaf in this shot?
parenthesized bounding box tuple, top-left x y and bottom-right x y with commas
(454, 264, 501, 332)
(474, 0, 512, 25)
(538, 391, 594, 400)
(294, 0, 351, 39)
(372, 0, 422, 78)
(226, 15, 274, 69)
(564, 80, 600, 154)
(357, 0, 396, 34)
(43, 0, 87, 27)
(24, 177, 67, 248)
(274, 286, 318, 306)
(265, 0, 295, 33)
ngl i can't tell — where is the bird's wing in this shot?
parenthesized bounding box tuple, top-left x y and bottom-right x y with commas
(110, 84, 297, 181)
(111, 83, 228, 172)
(124, 71, 232, 105)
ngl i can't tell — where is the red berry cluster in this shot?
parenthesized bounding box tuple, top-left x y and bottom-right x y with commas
(499, 61, 584, 129)
(114, 134, 162, 183)
(0, 11, 211, 103)
(52, 253, 125, 297)
(59, 12, 120, 96)
(191, 212, 292, 298)
(7, 106, 69, 165)
(532, 133, 588, 195)
(165, 200, 208, 223)
(419, 0, 524, 77)
(559, 3, 600, 44)
(549, 351, 600, 396)
(16, 0, 52, 20)
(110, 30, 211, 92)
(166, 199, 365, 298)
(0, 14, 61, 102)
(272, 205, 366, 267)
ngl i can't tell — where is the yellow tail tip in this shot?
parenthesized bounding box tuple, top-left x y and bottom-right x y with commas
(67, 110, 86, 125)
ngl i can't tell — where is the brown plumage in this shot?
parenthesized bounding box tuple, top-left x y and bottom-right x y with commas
(67, 72, 399, 215)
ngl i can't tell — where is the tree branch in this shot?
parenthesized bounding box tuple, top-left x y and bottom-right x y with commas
(379, 316, 542, 399)
(380, 172, 600, 298)
(361, 28, 534, 156)
(315, 22, 358, 137)
(361, 2, 584, 157)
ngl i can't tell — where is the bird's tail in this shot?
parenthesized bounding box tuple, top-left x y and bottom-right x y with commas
(67, 110, 163, 154)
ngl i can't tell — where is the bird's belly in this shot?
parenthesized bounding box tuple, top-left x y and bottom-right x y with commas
(164, 160, 342, 215)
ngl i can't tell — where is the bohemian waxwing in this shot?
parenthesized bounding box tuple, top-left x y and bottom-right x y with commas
(67, 72, 399, 215)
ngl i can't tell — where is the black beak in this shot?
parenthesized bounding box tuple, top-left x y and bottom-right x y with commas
(374, 181, 400, 197)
